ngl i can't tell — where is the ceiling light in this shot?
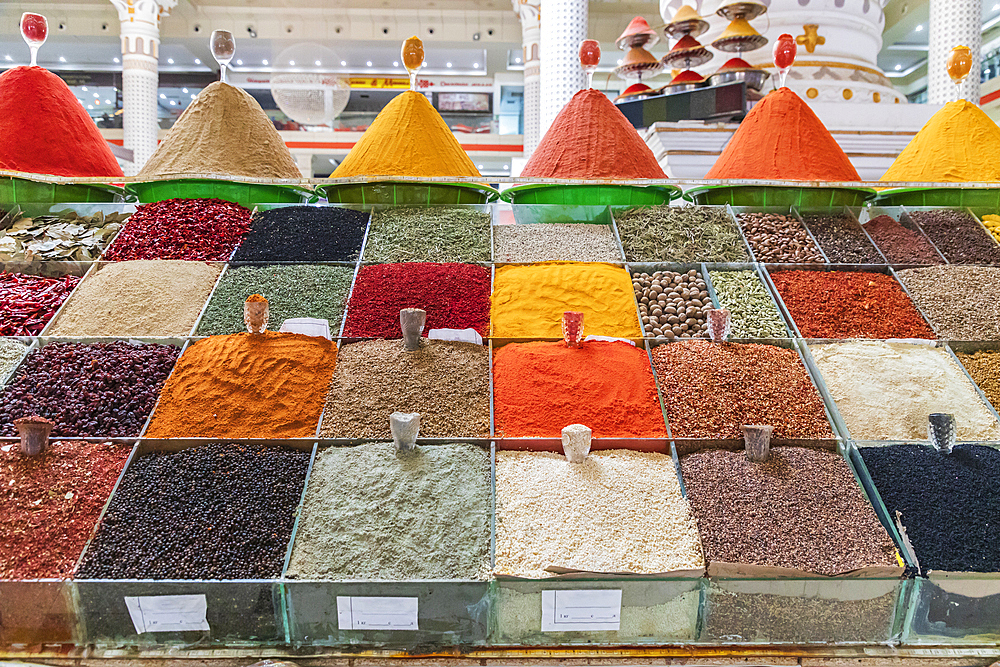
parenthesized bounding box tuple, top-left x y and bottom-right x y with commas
(341, 60, 347, 66)
(262, 59, 269, 65)
(515, 57, 521, 63)
(474, 63, 480, 68)
(3, 55, 11, 62)
(289, 60, 296, 65)
(915, 24, 923, 31)
(503, 164, 510, 170)
(159, 93, 166, 99)
(477, 164, 483, 169)
(170, 100, 176, 105)
(393, 61, 399, 67)
(994, 4, 999, 10)
(895, 63, 902, 70)
(329, 158, 336, 164)
(315, 60, 322, 66)
(617, 59, 623, 65)
(236, 59, 243, 65)
(194, 58, 201, 64)
(94, 92, 100, 97)
(82, 86, 88, 91)
(367, 61, 373, 66)
(58, 56, 66, 62)
(105, 99, 112, 104)
(167, 58, 174, 64)
(182, 87, 188, 93)
(113, 57, 120, 63)
(446, 62, 453, 67)
(190, 94, 196, 99)
(87, 104, 93, 109)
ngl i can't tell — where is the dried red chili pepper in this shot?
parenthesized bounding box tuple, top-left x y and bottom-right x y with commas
(770, 270, 935, 339)
(0, 272, 79, 336)
(102, 198, 252, 261)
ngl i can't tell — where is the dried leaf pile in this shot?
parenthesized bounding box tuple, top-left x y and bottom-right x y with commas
(0, 208, 128, 261)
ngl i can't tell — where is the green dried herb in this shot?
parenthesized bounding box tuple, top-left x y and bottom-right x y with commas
(615, 206, 748, 263)
(196, 264, 354, 335)
(364, 207, 491, 263)
(0, 208, 129, 262)
(708, 270, 788, 338)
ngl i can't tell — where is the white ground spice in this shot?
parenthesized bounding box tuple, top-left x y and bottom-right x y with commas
(495, 450, 704, 578)
(496, 587, 699, 642)
(0, 338, 26, 383)
(810, 340, 1000, 441)
(493, 223, 621, 262)
(46, 260, 222, 337)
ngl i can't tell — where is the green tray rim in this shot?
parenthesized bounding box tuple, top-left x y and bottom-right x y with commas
(0, 176, 126, 197)
(125, 178, 313, 201)
(318, 180, 501, 203)
(873, 185, 1000, 203)
(683, 183, 878, 203)
(499, 182, 683, 203)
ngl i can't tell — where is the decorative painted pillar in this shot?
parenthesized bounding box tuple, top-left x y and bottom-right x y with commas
(109, 0, 176, 175)
(928, 0, 982, 104)
(539, 0, 587, 138)
(513, 0, 542, 156)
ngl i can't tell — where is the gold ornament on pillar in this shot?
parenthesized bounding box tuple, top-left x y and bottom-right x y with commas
(795, 25, 825, 53)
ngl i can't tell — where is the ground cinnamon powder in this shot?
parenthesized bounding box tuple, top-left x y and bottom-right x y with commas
(145, 332, 337, 438)
(0, 66, 123, 177)
(493, 340, 666, 438)
(705, 87, 860, 181)
(138, 81, 301, 179)
(521, 89, 666, 179)
(333, 90, 480, 178)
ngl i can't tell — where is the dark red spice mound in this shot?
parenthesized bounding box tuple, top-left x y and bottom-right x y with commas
(521, 88, 666, 179)
(342, 262, 491, 338)
(0, 272, 79, 336)
(770, 270, 935, 339)
(102, 198, 251, 261)
(0, 439, 131, 578)
(0, 67, 123, 177)
(864, 215, 943, 265)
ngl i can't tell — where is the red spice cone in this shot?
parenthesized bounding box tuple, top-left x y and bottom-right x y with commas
(705, 87, 860, 181)
(0, 66, 123, 177)
(521, 88, 666, 179)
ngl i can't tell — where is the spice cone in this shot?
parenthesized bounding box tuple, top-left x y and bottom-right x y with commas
(521, 89, 666, 179)
(333, 90, 480, 178)
(880, 100, 1000, 183)
(0, 67, 123, 177)
(138, 81, 301, 180)
(705, 87, 859, 181)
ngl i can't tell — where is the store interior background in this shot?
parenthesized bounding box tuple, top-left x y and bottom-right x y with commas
(1, 0, 998, 179)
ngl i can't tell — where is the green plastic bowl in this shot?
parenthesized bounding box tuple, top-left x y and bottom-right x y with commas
(875, 187, 1000, 208)
(321, 181, 499, 205)
(0, 177, 123, 205)
(128, 178, 311, 207)
(684, 184, 875, 208)
(502, 183, 680, 206)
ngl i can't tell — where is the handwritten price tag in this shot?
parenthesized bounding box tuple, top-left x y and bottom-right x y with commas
(336, 596, 419, 631)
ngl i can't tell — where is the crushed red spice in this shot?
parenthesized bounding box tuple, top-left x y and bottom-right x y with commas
(0, 272, 79, 336)
(342, 262, 491, 338)
(0, 439, 131, 579)
(770, 270, 935, 339)
(102, 198, 251, 262)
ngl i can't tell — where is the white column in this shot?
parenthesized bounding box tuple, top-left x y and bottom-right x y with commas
(513, 0, 542, 157)
(928, 0, 982, 104)
(294, 153, 314, 178)
(109, 0, 177, 175)
(539, 0, 588, 138)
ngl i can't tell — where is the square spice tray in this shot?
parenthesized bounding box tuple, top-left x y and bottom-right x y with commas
(361, 203, 493, 265)
(847, 440, 1000, 645)
(281, 441, 492, 649)
(0, 438, 139, 646)
(854, 206, 949, 267)
(762, 263, 939, 340)
(240, 203, 372, 264)
(0, 335, 34, 389)
(73, 438, 317, 648)
(795, 205, 889, 266)
(611, 204, 753, 264)
(490, 338, 669, 452)
(728, 205, 827, 264)
(649, 337, 840, 452)
(800, 339, 1000, 444)
(1, 259, 95, 338)
(492, 203, 626, 263)
(900, 205, 1000, 266)
(674, 440, 912, 645)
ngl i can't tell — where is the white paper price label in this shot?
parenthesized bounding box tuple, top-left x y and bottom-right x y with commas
(541, 589, 622, 632)
(124, 594, 210, 634)
(337, 596, 419, 630)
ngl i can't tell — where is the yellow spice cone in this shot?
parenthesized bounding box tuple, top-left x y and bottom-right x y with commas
(333, 90, 480, 178)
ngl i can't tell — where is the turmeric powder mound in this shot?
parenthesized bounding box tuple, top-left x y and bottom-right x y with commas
(880, 100, 1000, 183)
(706, 87, 860, 181)
(491, 262, 642, 338)
(521, 89, 666, 179)
(145, 332, 337, 438)
(332, 90, 480, 178)
(138, 81, 301, 180)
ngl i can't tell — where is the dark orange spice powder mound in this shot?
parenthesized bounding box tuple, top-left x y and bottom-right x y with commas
(706, 87, 860, 182)
(521, 88, 667, 179)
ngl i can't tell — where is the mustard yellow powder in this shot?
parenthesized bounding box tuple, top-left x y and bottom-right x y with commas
(881, 100, 1000, 183)
(491, 262, 642, 338)
(332, 90, 481, 178)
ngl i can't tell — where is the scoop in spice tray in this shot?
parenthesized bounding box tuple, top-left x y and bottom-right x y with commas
(244, 294, 269, 334)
